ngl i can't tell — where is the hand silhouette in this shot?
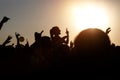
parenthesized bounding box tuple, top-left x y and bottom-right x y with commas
(0, 16, 10, 30)
(3, 35, 12, 45)
(106, 27, 111, 34)
(66, 28, 69, 35)
(1, 16, 10, 23)
(15, 32, 20, 38)
(40, 30, 44, 34)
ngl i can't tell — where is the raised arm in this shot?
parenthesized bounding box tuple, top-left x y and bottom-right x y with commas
(62, 28, 69, 44)
(15, 32, 20, 46)
(0, 16, 10, 30)
(2, 35, 12, 46)
(50, 29, 54, 40)
(65, 28, 69, 44)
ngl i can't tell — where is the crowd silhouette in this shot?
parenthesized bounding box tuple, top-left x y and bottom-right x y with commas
(0, 16, 120, 73)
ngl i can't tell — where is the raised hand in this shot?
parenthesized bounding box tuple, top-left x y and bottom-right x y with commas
(0, 16, 10, 30)
(15, 32, 20, 38)
(106, 27, 111, 34)
(1, 16, 10, 24)
(7, 35, 12, 41)
(2, 35, 12, 46)
(65, 28, 69, 44)
(40, 30, 44, 34)
(66, 28, 69, 35)
(40, 30, 44, 36)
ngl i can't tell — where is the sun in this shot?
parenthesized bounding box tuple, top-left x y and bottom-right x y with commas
(71, 5, 109, 31)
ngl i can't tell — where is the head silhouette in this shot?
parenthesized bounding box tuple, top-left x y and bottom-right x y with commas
(50, 26, 61, 36)
(74, 28, 111, 52)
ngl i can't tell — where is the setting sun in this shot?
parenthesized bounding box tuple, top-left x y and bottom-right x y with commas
(71, 5, 109, 31)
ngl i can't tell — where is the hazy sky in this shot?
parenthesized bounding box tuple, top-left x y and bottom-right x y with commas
(0, 0, 120, 46)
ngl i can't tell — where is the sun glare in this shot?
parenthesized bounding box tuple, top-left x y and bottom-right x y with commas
(71, 5, 109, 31)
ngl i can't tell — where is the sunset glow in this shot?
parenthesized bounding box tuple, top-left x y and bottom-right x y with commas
(71, 5, 109, 31)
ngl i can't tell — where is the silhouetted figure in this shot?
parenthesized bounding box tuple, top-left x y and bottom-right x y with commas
(15, 32, 25, 48)
(49, 26, 70, 71)
(30, 30, 44, 48)
(74, 28, 111, 52)
(50, 26, 69, 46)
(0, 16, 10, 30)
(0, 35, 15, 71)
(71, 28, 112, 72)
(1, 18, 120, 73)
(30, 30, 53, 71)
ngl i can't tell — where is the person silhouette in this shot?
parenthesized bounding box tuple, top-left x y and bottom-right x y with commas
(50, 26, 69, 46)
(74, 28, 111, 53)
(71, 28, 112, 72)
(15, 32, 25, 48)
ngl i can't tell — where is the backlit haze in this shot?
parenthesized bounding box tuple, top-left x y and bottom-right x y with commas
(0, 0, 120, 46)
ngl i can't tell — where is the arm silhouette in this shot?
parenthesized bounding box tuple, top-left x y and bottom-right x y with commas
(50, 29, 54, 40)
(66, 28, 69, 44)
(15, 32, 20, 46)
(0, 16, 10, 30)
(2, 35, 12, 46)
(62, 28, 69, 44)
